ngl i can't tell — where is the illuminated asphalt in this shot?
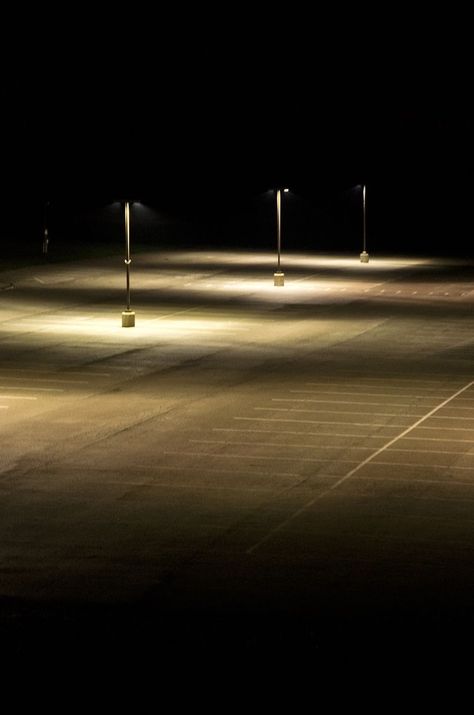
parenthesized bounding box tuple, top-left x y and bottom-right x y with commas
(1, 249, 474, 669)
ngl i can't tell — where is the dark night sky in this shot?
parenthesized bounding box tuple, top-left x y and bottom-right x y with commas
(3, 9, 474, 252)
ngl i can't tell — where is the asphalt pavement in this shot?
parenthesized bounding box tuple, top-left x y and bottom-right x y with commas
(1, 249, 474, 675)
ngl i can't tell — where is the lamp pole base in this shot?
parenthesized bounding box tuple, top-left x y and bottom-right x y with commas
(274, 271, 285, 286)
(360, 251, 369, 263)
(122, 310, 136, 327)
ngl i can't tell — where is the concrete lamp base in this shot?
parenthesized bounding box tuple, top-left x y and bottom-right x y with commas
(122, 310, 136, 327)
(274, 271, 285, 286)
(360, 251, 370, 263)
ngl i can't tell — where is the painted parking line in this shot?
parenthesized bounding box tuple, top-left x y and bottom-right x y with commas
(306, 378, 461, 386)
(273, 398, 421, 408)
(0, 395, 38, 400)
(235, 417, 408, 428)
(0, 367, 110, 377)
(296, 388, 452, 397)
(254, 407, 424, 417)
(417, 425, 474, 431)
(164, 450, 360, 465)
(246, 379, 474, 554)
(371, 460, 474, 471)
(190, 439, 373, 452)
(214, 428, 390, 440)
(385, 447, 474, 456)
(0, 385, 64, 392)
(428, 416, 474, 421)
(0, 376, 90, 384)
(402, 436, 474, 444)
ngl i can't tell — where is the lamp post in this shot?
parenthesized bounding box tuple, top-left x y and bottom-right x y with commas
(121, 200, 136, 327)
(274, 188, 288, 286)
(42, 201, 50, 255)
(360, 183, 369, 263)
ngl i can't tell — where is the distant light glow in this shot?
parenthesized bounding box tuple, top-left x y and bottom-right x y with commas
(283, 188, 289, 192)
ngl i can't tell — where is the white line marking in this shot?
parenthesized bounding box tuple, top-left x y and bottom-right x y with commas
(65, 371, 111, 377)
(163, 451, 358, 464)
(327, 381, 474, 482)
(417, 426, 474, 432)
(305, 379, 459, 386)
(235, 417, 407, 428)
(0, 395, 37, 400)
(293, 389, 447, 398)
(190, 439, 372, 451)
(158, 465, 301, 477)
(274, 398, 415, 407)
(254, 407, 422, 417)
(442, 406, 474, 411)
(104, 481, 287, 493)
(214, 428, 389, 439)
(370, 461, 474, 472)
(429, 416, 474, 421)
(0, 377, 89, 384)
(0, 386, 64, 392)
(386, 447, 474, 456)
(358, 476, 474, 486)
(403, 436, 474, 444)
(246, 379, 474, 554)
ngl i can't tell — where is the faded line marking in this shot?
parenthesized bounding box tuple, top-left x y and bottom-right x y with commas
(402, 436, 474, 444)
(0, 395, 38, 400)
(386, 447, 474, 456)
(246, 379, 474, 554)
(429, 416, 474, 421)
(0, 377, 90, 384)
(164, 450, 359, 464)
(305, 378, 459, 386)
(370, 461, 474, 471)
(254, 407, 422, 417)
(274, 398, 415, 407)
(235, 417, 407, 428)
(297, 388, 452, 396)
(0, 385, 64, 392)
(417, 425, 474, 432)
(190, 439, 372, 451)
(214, 428, 389, 439)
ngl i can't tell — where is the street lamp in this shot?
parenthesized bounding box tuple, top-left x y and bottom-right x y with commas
(42, 201, 50, 255)
(121, 200, 135, 327)
(274, 188, 289, 286)
(360, 183, 369, 263)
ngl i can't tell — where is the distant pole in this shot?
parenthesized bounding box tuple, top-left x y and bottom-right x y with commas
(125, 201, 131, 310)
(122, 200, 135, 326)
(360, 183, 369, 263)
(274, 188, 285, 285)
(42, 201, 50, 255)
(277, 188, 281, 270)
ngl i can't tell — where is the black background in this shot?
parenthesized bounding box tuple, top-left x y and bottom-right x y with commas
(3, 7, 474, 255)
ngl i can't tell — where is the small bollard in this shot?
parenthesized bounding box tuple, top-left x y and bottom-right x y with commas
(274, 271, 285, 286)
(122, 310, 136, 327)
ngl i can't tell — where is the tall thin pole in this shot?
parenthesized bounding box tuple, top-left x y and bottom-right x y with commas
(276, 188, 281, 270)
(362, 184, 366, 253)
(43, 201, 49, 255)
(124, 201, 131, 310)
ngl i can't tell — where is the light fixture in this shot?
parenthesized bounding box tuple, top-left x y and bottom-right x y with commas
(360, 184, 369, 263)
(273, 188, 287, 286)
(121, 200, 136, 327)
